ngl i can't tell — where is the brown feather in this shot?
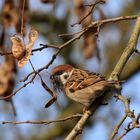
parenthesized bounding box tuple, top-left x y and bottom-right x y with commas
(52, 64, 73, 74)
(66, 68, 106, 92)
(65, 68, 116, 107)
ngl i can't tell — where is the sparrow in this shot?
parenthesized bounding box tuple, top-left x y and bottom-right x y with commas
(50, 64, 119, 108)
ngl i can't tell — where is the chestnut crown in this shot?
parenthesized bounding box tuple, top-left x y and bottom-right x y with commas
(50, 64, 73, 90)
(51, 64, 73, 75)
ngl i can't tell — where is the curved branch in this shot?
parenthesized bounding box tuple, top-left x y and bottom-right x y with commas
(2, 114, 82, 125)
(65, 16, 140, 140)
(23, 14, 139, 80)
(109, 114, 127, 140)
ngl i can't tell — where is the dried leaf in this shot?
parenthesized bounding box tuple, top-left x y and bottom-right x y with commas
(28, 28, 38, 43)
(41, 79, 57, 108)
(10, 36, 25, 60)
(73, 0, 105, 60)
(83, 35, 97, 59)
(0, 68, 8, 95)
(10, 28, 38, 68)
(0, 55, 16, 97)
(18, 28, 38, 68)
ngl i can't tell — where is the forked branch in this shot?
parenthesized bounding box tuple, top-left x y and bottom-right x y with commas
(65, 16, 140, 140)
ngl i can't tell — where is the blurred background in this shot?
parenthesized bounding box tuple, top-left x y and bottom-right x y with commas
(0, 0, 140, 140)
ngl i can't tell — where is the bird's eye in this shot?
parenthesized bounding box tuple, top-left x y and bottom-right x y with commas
(64, 74, 69, 79)
(50, 75, 54, 80)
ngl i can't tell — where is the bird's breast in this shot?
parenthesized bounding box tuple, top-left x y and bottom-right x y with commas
(65, 86, 96, 107)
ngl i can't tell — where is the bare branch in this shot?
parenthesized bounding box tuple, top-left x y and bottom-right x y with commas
(0, 74, 36, 100)
(0, 51, 12, 56)
(65, 16, 140, 140)
(21, 27, 88, 82)
(116, 113, 140, 140)
(0, 44, 58, 56)
(71, 0, 106, 27)
(2, 114, 83, 125)
(65, 111, 92, 140)
(109, 95, 134, 140)
(58, 31, 83, 37)
(39, 44, 59, 49)
(22, 14, 139, 81)
(0, 14, 139, 102)
(109, 114, 127, 140)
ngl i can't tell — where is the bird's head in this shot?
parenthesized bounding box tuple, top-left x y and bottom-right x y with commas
(50, 64, 73, 90)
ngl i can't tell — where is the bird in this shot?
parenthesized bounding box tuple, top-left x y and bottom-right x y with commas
(50, 64, 120, 109)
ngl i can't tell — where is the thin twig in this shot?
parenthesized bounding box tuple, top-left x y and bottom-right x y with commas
(71, 0, 106, 27)
(109, 93, 136, 140)
(20, 0, 26, 36)
(0, 74, 36, 100)
(39, 44, 59, 49)
(0, 15, 138, 58)
(21, 27, 88, 82)
(116, 125, 140, 140)
(0, 44, 59, 56)
(109, 114, 127, 140)
(58, 31, 83, 37)
(22, 14, 139, 82)
(0, 14, 139, 101)
(84, 0, 106, 7)
(2, 114, 83, 125)
(29, 58, 57, 108)
(115, 113, 140, 140)
(0, 51, 12, 56)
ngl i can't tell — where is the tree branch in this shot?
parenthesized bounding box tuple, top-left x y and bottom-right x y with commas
(115, 113, 140, 140)
(71, 0, 106, 27)
(0, 14, 139, 107)
(65, 16, 140, 140)
(22, 14, 140, 82)
(2, 114, 82, 125)
(109, 114, 127, 140)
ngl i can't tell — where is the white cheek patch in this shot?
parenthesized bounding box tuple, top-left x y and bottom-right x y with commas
(60, 73, 69, 85)
(60, 69, 74, 85)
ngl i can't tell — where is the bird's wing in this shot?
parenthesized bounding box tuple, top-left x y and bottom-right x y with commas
(66, 69, 106, 92)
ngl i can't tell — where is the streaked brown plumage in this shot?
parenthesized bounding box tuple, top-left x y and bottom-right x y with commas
(50, 64, 119, 108)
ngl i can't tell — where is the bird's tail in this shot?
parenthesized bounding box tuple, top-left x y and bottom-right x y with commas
(108, 80, 124, 90)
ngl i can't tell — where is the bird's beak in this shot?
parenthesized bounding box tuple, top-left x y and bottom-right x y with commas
(50, 74, 61, 91)
(50, 74, 59, 82)
(50, 74, 54, 81)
